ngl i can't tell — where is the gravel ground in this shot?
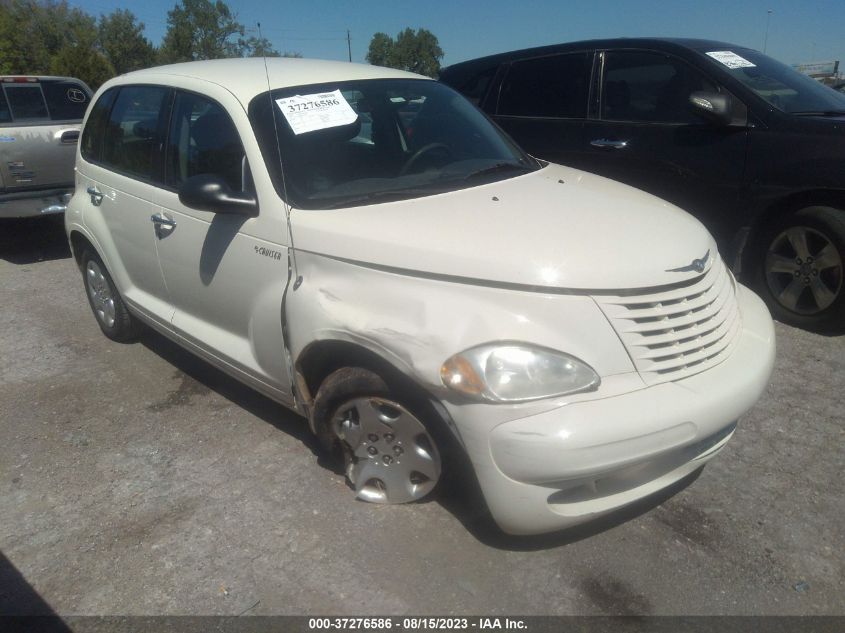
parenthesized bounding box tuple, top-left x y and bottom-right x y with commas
(1, 217, 843, 616)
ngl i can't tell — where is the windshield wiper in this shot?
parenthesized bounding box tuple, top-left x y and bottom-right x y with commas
(320, 188, 439, 209)
(791, 110, 845, 117)
(463, 162, 534, 181)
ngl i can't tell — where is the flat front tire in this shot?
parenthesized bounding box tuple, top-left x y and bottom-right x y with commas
(312, 367, 444, 504)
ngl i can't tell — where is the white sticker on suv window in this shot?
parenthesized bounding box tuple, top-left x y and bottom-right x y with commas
(275, 89, 358, 135)
(706, 51, 756, 69)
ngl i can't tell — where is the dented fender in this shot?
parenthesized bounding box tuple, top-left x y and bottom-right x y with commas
(284, 250, 637, 433)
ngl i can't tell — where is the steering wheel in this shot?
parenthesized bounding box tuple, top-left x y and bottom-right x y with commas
(399, 143, 451, 176)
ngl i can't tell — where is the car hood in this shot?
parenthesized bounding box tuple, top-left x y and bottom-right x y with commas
(289, 163, 717, 291)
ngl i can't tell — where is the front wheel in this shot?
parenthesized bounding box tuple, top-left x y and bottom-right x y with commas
(756, 206, 845, 333)
(312, 367, 444, 504)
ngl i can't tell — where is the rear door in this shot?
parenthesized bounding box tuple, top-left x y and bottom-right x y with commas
(0, 78, 89, 192)
(77, 84, 174, 325)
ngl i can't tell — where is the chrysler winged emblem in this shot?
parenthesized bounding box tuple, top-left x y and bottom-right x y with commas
(666, 250, 710, 273)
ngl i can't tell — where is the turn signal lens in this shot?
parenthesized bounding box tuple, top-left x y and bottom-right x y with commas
(440, 354, 485, 396)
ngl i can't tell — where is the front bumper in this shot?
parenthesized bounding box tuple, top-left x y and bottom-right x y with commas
(457, 285, 775, 535)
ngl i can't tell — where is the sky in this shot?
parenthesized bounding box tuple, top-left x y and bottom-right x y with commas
(67, 0, 845, 70)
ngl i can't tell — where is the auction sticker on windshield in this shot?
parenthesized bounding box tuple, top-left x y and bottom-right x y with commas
(276, 89, 358, 135)
(706, 51, 756, 69)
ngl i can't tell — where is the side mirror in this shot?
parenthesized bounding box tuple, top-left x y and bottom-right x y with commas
(178, 174, 258, 217)
(689, 91, 733, 125)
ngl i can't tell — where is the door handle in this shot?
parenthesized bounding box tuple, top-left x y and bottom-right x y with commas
(86, 186, 103, 206)
(150, 213, 176, 229)
(60, 130, 80, 144)
(590, 138, 630, 149)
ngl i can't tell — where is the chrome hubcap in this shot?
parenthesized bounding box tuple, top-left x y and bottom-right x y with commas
(765, 226, 842, 315)
(85, 260, 116, 328)
(333, 397, 441, 504)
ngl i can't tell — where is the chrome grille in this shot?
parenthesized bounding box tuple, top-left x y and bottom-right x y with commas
(593, 256, 742, 385)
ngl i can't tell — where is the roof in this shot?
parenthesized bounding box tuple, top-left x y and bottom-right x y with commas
(0, 75, 88, 83)
(116, 58, 427, 103)
(440, 37, 751, 76)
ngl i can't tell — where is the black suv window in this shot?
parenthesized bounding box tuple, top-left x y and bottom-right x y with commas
(3, 85, 49, 120)
(602, 50, 717, 123)
(166, 91, 246, 192)
(101, 85, 170, 181)
(458, 66, 497, 105)
(498, 53, 591, 118)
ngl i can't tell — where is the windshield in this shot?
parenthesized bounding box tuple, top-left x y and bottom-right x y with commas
(701, 48, 845, 114)
(249, 79, 537, 209)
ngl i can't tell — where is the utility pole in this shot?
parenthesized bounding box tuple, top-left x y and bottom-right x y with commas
(347, 30, 352, 62)
(763, 9, 772, 53)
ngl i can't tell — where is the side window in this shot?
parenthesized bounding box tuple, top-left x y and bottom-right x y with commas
(341, 90, 373, 145)
(101, 85, 170, 180)
(602, 50, 717, 123)
(42, 81, 90, 121)
(458, 66, 497, 105)
(81, 88, 118, 163)
(497, 53, 591, 118)
(4, 85, 49, 120)
(166, 92, 246, 192)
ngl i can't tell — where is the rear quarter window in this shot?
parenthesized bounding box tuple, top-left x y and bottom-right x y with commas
(42, 81, 91, 120)
(81, 88, 119, 163)
(0, 89, 10, 123)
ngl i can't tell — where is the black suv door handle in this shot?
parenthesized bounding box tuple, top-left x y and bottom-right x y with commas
(591, 138, 630, 149)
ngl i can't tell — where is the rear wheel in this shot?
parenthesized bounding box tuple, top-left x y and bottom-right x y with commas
(81, 249, 141, 342)
(312, 367, 444, 504)
(756, 206, 845, 332)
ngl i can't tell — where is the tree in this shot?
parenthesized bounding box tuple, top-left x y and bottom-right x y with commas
(393, 28, 443, 78)
(159, 0, 244, 63)
(242, 36, 279, 58)
(49, 13, 113, 90)
(99, 9, 156, 74)
(365, 28, 443, 78)
(0, 0, 113, 89)
(365, 32, 393, 68)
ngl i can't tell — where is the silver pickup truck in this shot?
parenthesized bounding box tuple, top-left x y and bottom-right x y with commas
(0, 76, 91, 218)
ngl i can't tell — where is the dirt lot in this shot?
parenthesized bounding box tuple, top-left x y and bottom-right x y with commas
(1, 217, 843, 616)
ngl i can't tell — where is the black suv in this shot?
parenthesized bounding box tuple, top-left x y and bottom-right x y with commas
(440, 38, 845, 332)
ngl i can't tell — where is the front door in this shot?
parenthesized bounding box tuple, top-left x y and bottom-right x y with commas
(580, 49, 750, 247)
(151, 87, 293, 402)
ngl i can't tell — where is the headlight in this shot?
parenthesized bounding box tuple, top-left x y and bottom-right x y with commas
(440, 342, 600, 402)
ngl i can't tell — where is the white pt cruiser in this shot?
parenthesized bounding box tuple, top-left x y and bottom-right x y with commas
(65, 59, 775, 535)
